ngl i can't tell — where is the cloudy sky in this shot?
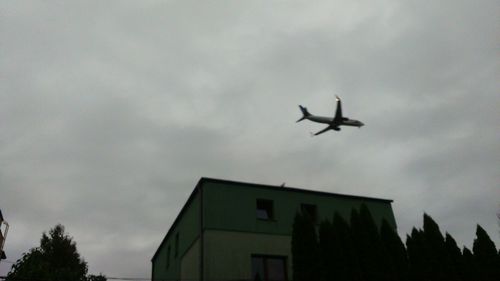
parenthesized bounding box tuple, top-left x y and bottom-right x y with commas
(1, 0, 499, 277)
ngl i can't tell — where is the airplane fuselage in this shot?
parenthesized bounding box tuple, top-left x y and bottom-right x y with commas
(305, 115, 364, 127)
(307, 115, 333, 124)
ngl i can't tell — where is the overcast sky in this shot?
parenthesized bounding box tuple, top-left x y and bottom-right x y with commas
(1, 0, 499, 277)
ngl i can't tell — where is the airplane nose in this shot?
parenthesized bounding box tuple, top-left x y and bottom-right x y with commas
(359, 122, 365, 127)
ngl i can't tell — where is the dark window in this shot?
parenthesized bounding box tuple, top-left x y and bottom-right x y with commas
(256, 199, 274, 220)
(251, 255, 287, 281)
(166, 245, 171, 268)
(174, 233, 179, 257)
(301, 204, 318, 223)
(252, 257, 265, 280)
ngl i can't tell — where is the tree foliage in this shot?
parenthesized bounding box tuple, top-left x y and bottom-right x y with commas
(292, 207, 499, 281)
(356, 204, 393, 281)
(445, 232, 466, 280)
(330, 212, 359, 281)
(472, 225, 500, 280)
(462, 247, 476, 280)
(381, 219, 408, 281)
(422, 213, 460, 280)
(88, 274, 108, 281)
(406, 227, 430, 280)
(291, 212, 320, 281)
(6, 224, 106, 281)
(318, 220, 335, 281)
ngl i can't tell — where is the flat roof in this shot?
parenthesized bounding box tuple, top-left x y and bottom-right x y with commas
(201, 177, 393, 203)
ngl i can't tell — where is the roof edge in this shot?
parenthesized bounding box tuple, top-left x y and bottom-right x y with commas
(199, 177, 393, 203)
(151, 179, 204, 261)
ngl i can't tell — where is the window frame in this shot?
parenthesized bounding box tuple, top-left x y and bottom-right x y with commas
(256, 199, 275, 221)
(251, 254, 288, 281)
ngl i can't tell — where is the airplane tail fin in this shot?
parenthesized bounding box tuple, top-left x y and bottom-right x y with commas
(296, 105, 310, 122)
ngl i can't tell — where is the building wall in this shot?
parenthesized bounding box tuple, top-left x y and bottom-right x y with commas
(181, 238, 200, 281)
(152, 190, 201, 281)
(202, 181, 396, 235)
(152, 178, 397, 281)
(204, 230, 292, 281)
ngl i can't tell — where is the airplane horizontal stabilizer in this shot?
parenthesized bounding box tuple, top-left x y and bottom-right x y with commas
(297, 105, 310, 122)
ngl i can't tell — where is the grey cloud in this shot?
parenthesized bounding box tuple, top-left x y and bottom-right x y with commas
(1, 0, 499, 277)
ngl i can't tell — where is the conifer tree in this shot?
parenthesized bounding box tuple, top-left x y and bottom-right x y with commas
(462, 247, 476, 280)
(422, 213, 455, 280)
(292, 212, 320, 281)
(319, 220, 335, 281)
(332, 212, 360, 281)
(88, 274, 107, 281)
(444, 232, 465, 280)
(406, 228, 430, 281)
(350, 208, 369, 279)
(472, 224, 500, 280)
(380, 219, 409, 280)
(350, 204, 392, 281)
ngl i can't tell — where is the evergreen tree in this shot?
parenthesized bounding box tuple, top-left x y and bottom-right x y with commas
(380, 219, 409, 280)
(472, 224, 500, 280)
(332, 212, 360, 281)
(444, 232, 465, 281)
(6, 248, 49, 281)
(7, 224, 88, 281)
(406, 228, 430, 281)
(462, 247, 476, 281)
(292, 212, 320, 281)
(319, 220, 335, 281)
(293, 207, 500, 281)
(88, 274, 107, 281)
(350, 208, 368, 280)
(350, 204, 392, 281)
(422, 213, 456, 280)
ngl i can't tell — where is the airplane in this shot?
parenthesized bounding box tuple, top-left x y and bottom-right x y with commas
(296, 95, 364, 136)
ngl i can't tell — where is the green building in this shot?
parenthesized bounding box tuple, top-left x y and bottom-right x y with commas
(151, 177, 396, 281)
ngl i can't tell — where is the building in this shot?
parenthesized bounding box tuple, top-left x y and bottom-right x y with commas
(151, 178, 396, 281)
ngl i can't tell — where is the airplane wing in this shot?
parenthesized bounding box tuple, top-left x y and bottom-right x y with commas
(334, 95, 343, 121)
(313, 126, 332, 136)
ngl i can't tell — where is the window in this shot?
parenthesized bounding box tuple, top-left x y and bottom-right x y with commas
(166, 245, 171, 268)
(256, 199, 274, 220)
(251, 255, 287, 281)
(174, 233, 179, 258)
(301, 203, 318, 223)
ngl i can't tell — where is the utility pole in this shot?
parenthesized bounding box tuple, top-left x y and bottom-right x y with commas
(0, 210, 8, 264)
